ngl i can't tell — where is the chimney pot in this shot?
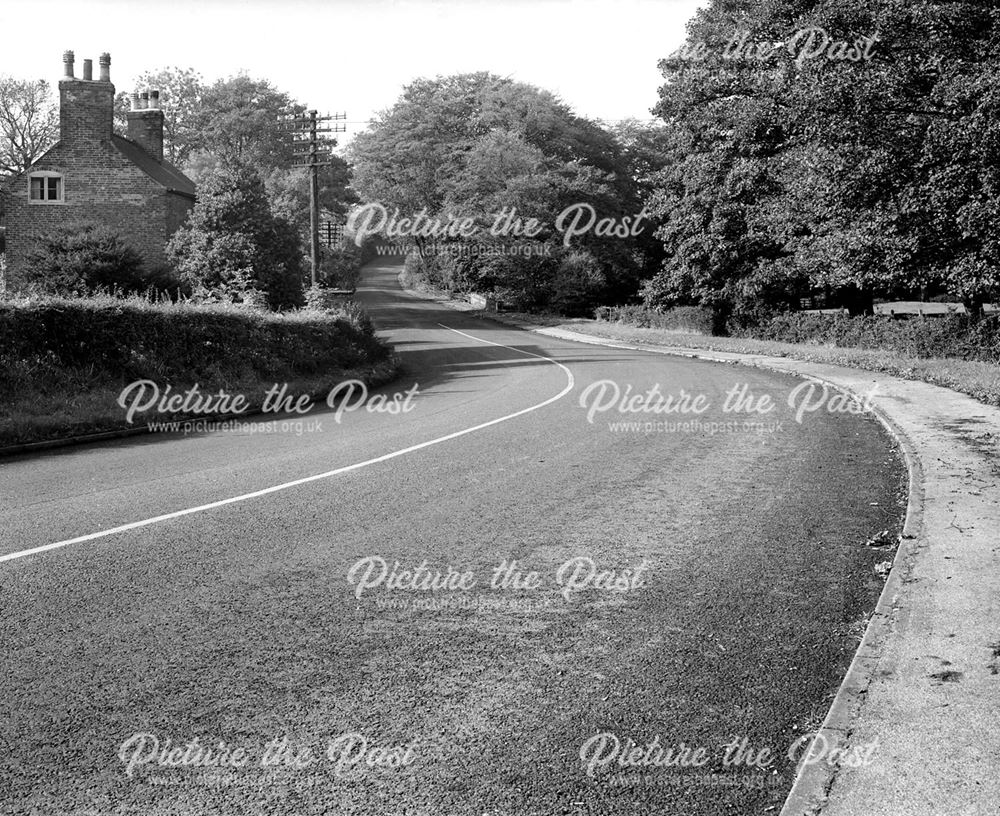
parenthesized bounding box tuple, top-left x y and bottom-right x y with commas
(127, 90, 165, 161)
(99, 52, 110, 82)
(58, 49, 114, 142)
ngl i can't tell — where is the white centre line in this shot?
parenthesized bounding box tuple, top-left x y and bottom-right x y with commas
(0, 324, 575, 565)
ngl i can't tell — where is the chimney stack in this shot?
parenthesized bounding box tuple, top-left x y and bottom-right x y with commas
(58, 49, 115, 142)
(127, 88, 164, 161)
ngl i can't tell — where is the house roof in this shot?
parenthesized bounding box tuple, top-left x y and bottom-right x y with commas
(111, 135, 196, 198)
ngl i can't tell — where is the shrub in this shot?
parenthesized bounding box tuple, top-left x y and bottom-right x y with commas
(549, 250, 606, 316)
(402, 251, 428, 288)
(303, 283, 364, 322)
(22, 222, 146, 295)
(320, 242, 365, 290)
(594, 296, 1000, 363)
(0, 293, 390, 386)
(411, 248, 469, 293)
(167, 165, 305, 310)
(166, 228, 258, 303)
(0, 292, 396, 445)
(594, 304, 715, 334)
(334, 300, 375, 336)
(432, 252, 467, 292)
(737, 312, 1000, 364)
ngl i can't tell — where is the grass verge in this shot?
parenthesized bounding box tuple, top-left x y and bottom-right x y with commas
(481, 312, 1000, 407)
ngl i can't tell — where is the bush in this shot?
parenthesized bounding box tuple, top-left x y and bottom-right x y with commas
(737, 312, 1000, 364)
(333, 300, 375, 336)
(410, 248, 470, 293)
(0, 292, 397, 445)
(594, 304, 715, 334)
(0, 293, 391, 387)
(167, 165, 305, 310)
(597, 301, 1000, 363)
(402, 251, 429, 289)
(303, 286, 372, 335)
(320, 242, 365, 290)
(23, 222, 147, 296)
(550, 251, 606, 316)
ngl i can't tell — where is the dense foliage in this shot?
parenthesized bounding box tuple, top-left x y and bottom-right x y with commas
(0, 294, 389, 381)
(740, 311, 1000, 363)
(596, 302, 1000, 364)
(21, 222, 180, 297)
(594, 304, 718, 335)
(349, 73, 658, 313)
(0, 292, 396, 445)
(114, 70, 357, 222)
(166, 166, 305, 310)
(6, 7, 999, 325)
(642, 0, 1000, 317)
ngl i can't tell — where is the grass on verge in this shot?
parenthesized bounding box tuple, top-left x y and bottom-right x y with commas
(0, 360, 400, 450)
(483, 313, 1000, 408)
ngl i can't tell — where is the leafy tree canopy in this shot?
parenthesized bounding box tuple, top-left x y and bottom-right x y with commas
(114, 66, 205, 167)
(643, 0, 1000, 315)
(349, 72, 656, 310)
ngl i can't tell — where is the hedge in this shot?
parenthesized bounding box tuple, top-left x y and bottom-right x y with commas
(0, 295, 391, 386)
(594, 304, 716, 335)
(740, 312, 1000, 364)
(594, 304, 1000, 365)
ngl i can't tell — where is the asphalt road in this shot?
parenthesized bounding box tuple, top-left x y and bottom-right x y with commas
(0, 259, 906, 815)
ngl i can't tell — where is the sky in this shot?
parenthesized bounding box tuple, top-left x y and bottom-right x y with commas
(0, 0, 705, 143)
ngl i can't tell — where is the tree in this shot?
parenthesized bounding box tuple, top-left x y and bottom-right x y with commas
(349, 72, 642, 312)
(642, 0, 1000, 318)
(351, 73, 625, 217)
(114, 67, 205, 167)
(193, 75, 302, 172)
(166, 165, 305, 309)
(113, 70, 307, 178)
(265, 156, 357, 234)
(605, 120, 672, 290)
(550, 250, 607, 316)
(0, 76, 57, 177)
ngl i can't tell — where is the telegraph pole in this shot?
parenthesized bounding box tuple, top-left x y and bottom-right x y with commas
(308, 110, 321, 285)
(287, 109, 347, 285)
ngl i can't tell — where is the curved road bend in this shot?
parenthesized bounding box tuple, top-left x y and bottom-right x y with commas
(0, 258, 906, 815)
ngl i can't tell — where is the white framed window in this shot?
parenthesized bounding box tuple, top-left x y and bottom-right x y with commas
(29, 172, 64, 203)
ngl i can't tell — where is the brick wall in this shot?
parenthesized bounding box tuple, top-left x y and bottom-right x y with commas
(165, 190, 195, 239)
(2, 140, 193, 285)
(59, 78, 114, 144)
(127, 110, 165, 162)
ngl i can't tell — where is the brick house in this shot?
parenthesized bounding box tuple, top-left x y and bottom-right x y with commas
(0, 51, 195, 284)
